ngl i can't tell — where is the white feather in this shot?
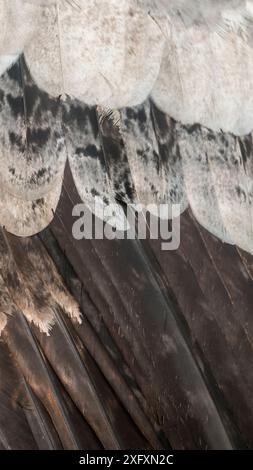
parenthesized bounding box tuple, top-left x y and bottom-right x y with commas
(152, 21, 253, 136)
(0, 1, 40, 55)
(24, 0, 165, 107)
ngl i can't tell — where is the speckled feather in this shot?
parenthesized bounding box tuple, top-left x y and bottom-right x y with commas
(0, 58, 66, 236)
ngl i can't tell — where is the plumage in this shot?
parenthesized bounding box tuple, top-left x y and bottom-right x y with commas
(1, 0, 253, 452)
(63, 98, 128, 231)
(173, 122, 253, 254)
(0, 59, 66, 236)
(0, 0, 41, 75)
(138, 0, 253, 33)
(1, 54, 253, 253)
(24, 0, 165, 107)
(152, 23, 253, 136)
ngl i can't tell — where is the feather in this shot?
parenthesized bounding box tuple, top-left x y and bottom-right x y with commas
(118, 100, 187, 215)
(175, 122, 253, 254)
(2, 0, 253, 453)
(0, 225, 155, 448)
(2, 310, 90, 449)
(0, 55, 19, 77)
(0, 1, 39, 56)
(0, 341, 40, 449)
(49, 169, 233, 449)
(97, 106, 137, 205)
(63, 98, 128, 231)
(34, 309, 152, 449)
(151, 19, 253, 136)
(138, 1, 253, 35)
(151, 103, 188, 212)
(0, 58, 66, 236)
(22, 381, 63, 449)
(36, 228, 163, 447)
(0, 225, 83, 335)
(0, 228, 56, 334)
(24, 0, 165, 107)
(147, 211, 253, 447)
